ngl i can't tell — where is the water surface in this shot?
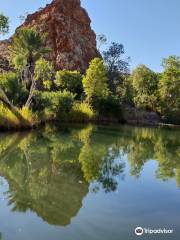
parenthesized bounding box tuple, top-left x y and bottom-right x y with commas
(0, 124, 179, 240)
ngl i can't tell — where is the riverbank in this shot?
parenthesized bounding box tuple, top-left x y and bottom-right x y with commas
(0, 118, 180, 133)
(0, 102, 179, 132)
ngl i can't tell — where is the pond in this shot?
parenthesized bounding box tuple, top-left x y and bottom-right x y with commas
(0, 124, 179, 240)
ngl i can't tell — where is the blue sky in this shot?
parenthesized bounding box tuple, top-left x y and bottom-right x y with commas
(0, 0, 180, 72)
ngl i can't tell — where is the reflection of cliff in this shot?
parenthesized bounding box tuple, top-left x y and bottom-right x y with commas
(29, 167, 88, 226)
(0, 130, 88, 226)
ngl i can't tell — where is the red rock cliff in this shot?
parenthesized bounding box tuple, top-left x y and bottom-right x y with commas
(0, 0, 99, 72)
(21, 0, 99, 72)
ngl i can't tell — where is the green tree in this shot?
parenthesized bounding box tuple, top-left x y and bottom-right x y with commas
(159, 56, 180, 123)
(97, 34, 107, 51)
(34, 58, 55, 91)
(55, 70, 83, 98)
(103, 42, 130, 95)
(0, 72, 28, 105)
(83, 58, 109, 101)
(130, 64, 158, 110)
(0, 13, 9, 35)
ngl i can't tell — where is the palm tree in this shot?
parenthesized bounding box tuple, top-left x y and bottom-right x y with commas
(0, 26, 49, 124)
(10, 28, 49, 107)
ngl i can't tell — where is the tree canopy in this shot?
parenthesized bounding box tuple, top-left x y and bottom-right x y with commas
(103, 42, 130, 95)
(159, 56, 180, 123)
(83, 58, 109, 101)
(0, 13, 9, 35)
(130, 64, 158, 110)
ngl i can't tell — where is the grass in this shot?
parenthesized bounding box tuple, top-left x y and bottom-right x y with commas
(69, 102, 95, 123)
(0, 104, 39, 130)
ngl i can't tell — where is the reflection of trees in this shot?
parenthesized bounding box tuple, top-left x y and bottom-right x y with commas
(0, 124, 179, 227)
(120, 127, 180, 186)
(0, 130, 88, 226)
(78, 125, 125, 192)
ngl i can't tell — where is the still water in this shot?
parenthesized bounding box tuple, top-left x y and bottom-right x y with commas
(0, 124, 179, 240)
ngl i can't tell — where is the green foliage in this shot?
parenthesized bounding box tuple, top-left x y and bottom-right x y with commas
(92, 96, 122, 119)
(159, 56, 180, 123)
(103, 42, 130, 95)
(83, 58, 109, 101)
(130, 64, 158, 110)
(34, 58, 55, 90)
(69, 102, 95, 122)
(0, 72, 28, 105)
(34, 90, 75, 121)
(9, 28, 50, 109)
(0, 23, 179, 128)
(11, 55, 27, 73)
(116, 76, 134, 105)
(10, 28, 49, 74)
(0, 103, 38, 129)
(10, 28, 48, 59)
(18, 107, 39, 126)
(55, 70, 83, 98)
(0, 13, 9, 35)
(97, 34, 107, 50)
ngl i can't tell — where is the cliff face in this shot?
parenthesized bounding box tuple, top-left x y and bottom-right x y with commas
(0, 0, 98, 72)
(0, 40, 12, 73)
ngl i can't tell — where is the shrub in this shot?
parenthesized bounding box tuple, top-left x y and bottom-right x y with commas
(70, 102, 95, 122)
(34, 90, 75, 121)
(0, 103, 19, 129)
(18, 107, 39, 126)
(34, 58, 55, 90)
(0, 104, 38, 129)
(55, 70, 83, 98)
(0, 72, 28, 106)
(92, 96, 122, 119)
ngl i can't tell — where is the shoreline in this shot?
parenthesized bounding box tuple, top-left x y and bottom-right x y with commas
(0, 119, 179, 133)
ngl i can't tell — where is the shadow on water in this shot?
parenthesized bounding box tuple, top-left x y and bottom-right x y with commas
(0, 124, 179, 227)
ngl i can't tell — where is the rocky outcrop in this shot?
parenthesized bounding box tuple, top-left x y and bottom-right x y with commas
(0, 0, 98, 73)
(123, 107, 161, 126)
(0, 40, 12, 73)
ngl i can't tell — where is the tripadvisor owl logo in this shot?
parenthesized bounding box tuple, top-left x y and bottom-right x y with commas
(135, 227, 144, 236)
(134, 226, 174, 236)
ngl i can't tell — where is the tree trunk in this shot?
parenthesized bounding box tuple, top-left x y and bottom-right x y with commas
(25, 76, 36, 108)
(0, 88, 29, 125)
(24, 57, 36, 108)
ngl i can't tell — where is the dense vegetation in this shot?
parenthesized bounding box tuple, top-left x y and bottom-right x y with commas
(0, 14, 179, 130)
